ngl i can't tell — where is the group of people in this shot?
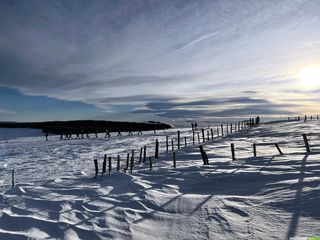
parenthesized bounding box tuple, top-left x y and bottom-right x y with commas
(248, 116, 261, 126)
(191, 122, 198, 130)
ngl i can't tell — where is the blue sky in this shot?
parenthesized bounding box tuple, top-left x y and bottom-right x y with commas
(0, 0, 320, 122)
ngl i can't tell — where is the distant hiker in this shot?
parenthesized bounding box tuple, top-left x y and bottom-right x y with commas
(255, 116, 260, 125)
(304, 115, 307, 122)
(45, 132, 48, 141)
(105, 129, 110, 138)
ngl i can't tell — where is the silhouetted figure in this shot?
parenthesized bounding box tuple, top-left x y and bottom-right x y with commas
(45, 132, 48, 141)
(105, 129, 110, 138)
(255, 116, 260, 125)
(195, 122, 198, 130)
(304, 115, 307, 122)
(191, 123, 194, 130)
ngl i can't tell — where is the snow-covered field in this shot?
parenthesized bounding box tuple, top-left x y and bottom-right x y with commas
(0, 120, 319, 239)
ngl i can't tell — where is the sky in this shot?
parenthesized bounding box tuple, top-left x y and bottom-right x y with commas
(0, 0, 320, 123)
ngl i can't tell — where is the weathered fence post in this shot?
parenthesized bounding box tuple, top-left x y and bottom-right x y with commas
(102, 154, 107, 177)
(11, 169, 15, 187)
(231, 143, 235, 161)
(117, 155, 120, 172)
(173, 151, 176, 168)
(184, 137, 187, 147)
(207, 130, 210, 141)
(201, 129, 205, 142)
(274, 144, 283, 155)
(210, 128, 214, 140)
(108, 156, 112, 174)
(126, 153, 130, 171)
(302, 134, 311, 152)
(155, 139, 159, 159)
(166, 136, 169, 152)
(149, 157, 152, 170)
(130, 150, 134, 173)
(199, 145, 209, 165)
(221, 124, 224, 136)
(143, 146, 146, 162)
(192, 130, 195, 145)
(94, 159, 98, 178)
(177, 131, 180, 149)
(226, 124, 229, 135)
(139, 147, 143, 164)
(253, 143, 257, 157)
(171, 139, 174, 151)
(231, 123, 233, 133)
(197, 132, 200, 144)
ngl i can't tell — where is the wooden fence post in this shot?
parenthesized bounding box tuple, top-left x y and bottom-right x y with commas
(221, 124, 224, 137)
(108, 156, 112, 174)
(143, 146, 146, 162)
(149, 157, 152, 170)
(117, 155, 120, 172)
(197, 132, 200, 144)
(171, 139, 174, 151)
(192, 130, 195, 145)
(102, 154, 107, 177)
(302, 134, 311, 152)
(139, 147, 143, 164)
(11, 169, 15, 187)
(130, 150, 134, 173)
(94, 159, 98, 178)
(231, 123, 233, 133)
(199, 145, 209, 165)
(231, 143, 235, 161)
(253, 143, 257, 157)
(226, 124, 229, 135)
(166, 136, 169, 152)
(207, 130, 210, 141)
(126, 153, 130, 170)
(173, 151, 176, 168)
(201, 129, 205, 142)
(210, 128, 214, 140)
(155, 139, 159, 159)
(177, 131, 180, 149)
(184, 137, 187, 147)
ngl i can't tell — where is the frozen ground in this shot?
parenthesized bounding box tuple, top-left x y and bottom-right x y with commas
(0, 120, 319, 239)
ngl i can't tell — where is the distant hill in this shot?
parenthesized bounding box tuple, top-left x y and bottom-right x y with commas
(0, 120, 172, 135)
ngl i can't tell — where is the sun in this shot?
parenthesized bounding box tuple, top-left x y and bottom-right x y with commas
(299, 65, 320, 90)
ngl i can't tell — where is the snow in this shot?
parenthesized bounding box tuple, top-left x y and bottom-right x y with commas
(0, 120, 319, 239)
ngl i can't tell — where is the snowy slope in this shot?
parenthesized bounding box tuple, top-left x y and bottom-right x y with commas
(0, 120, 319, 239)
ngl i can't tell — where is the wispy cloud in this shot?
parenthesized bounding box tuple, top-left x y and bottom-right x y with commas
(173, 31, 220, 52)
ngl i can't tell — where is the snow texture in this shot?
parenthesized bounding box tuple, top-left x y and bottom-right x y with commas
(0, 120, 319, 239)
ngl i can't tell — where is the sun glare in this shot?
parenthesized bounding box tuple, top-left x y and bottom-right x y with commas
(299, 65, 320, 90)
